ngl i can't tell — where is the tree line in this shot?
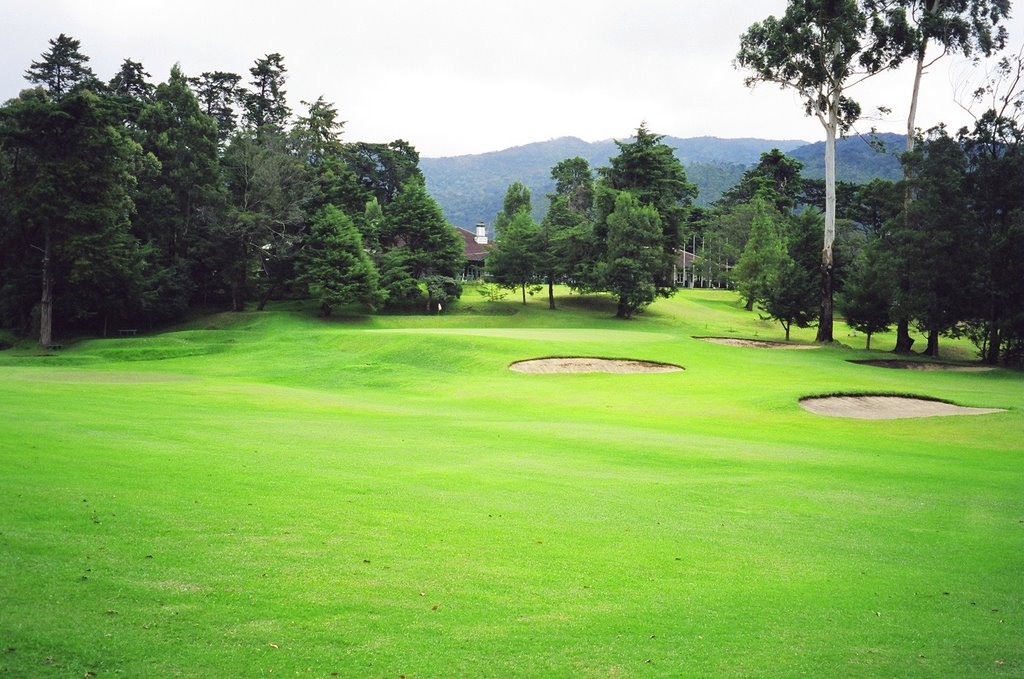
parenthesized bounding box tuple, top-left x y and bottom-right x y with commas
(484, 123, 698, 320)
(0, 35, 465, 347)
(483, 109, 1022, 366)
(709, 125, 1021, 365)
(481, 0, 1022, 366)
(2, 6, 1022, 368)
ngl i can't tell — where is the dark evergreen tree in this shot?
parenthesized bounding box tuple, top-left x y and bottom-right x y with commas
(293, 97, 346, 165)
(379, 178, 464, 311)
(24, 34, 98, 100)
(221, 131, 317, 311)
(493, 181, 532, 236)
(109, 59, 154, 101)
(536, 196, 581, 309)
(342, 140, 421, 206)
(243, 53, 291, 133)
(602, 192, 663, 318)
(189, 71, 243, 146)
(134, 65, 224, 320)
(597, 123, 696, 301)
(299, 205, 381, 315)
(700, 199, 789, 291)
(761, 209, 822, 340)
(536, 157, 595, 308)
(290, 95, 368, 220)
(762, 256, 819, 341)
(486, 210, 540, 304)
(108, 58, 154, 125)
(1, 88, 141, 344)
(717, 149, 803, 213)
(898, 127, 976, 356)
(961, 110, 1024, 366)
(377, 249, 426, 309)
(359, 196, 385, 254)
(551, 157, 595, 214)
(838, 241, 896, 350)
(863, 0, 1010, 353)
(731, 197, 789, 310)
(846, 178, 902, 236)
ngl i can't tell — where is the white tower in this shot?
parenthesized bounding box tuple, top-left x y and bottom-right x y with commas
(474, 222, 488, 245)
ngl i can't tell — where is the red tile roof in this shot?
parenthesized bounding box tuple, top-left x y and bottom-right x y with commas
(455, 227, 492, 261)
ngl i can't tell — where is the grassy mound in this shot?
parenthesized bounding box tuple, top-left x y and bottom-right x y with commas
(0, 288, 1020, 677)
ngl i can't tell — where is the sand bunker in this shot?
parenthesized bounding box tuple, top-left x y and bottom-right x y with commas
(696, 337, 820, 350)
(509, 357, 683, 374)
(800, 395, 1005, 419)
(850, 359, 992, 372)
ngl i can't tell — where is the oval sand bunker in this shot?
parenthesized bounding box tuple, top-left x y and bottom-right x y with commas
(697, 337, 820, 350)
(800, 395, 1005, 419)
(509, 357, 683, 374)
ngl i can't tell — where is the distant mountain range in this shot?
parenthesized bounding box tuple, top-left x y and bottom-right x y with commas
(421, 133, 904, 229)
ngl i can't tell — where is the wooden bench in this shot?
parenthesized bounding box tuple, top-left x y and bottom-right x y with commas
(117, 329, 138, 337)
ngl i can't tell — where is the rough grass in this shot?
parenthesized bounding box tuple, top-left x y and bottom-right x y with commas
(0, 287, 1021, 677)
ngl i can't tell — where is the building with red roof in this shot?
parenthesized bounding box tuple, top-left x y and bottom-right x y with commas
(455, 222, 491, 280)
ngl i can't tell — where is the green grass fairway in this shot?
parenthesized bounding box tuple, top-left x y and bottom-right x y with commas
(1, 288, 1021, 677)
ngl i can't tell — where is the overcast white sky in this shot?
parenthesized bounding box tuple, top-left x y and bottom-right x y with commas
(2, 1, 1021, 157)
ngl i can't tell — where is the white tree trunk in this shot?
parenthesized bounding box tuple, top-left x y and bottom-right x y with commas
(896, 28, 933, 353)
(907, 44, 927, 153)
(907, 0, 941, 152)
(824, 107, 837, 255)
(816, 95, 838, 343)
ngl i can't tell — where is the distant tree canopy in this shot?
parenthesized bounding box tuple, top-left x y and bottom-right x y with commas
(480, 124, 699, 316)
(717, 149, 804, 213)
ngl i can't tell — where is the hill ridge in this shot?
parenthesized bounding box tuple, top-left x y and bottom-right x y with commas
(421, 133, 903, 228)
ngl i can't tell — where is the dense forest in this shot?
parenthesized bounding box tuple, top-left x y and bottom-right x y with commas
(0, 35, 467, 346)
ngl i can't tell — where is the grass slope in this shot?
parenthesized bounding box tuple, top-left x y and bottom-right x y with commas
(0, 289, 1021, 678)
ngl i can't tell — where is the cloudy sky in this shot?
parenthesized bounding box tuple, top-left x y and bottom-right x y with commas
(2, 1, 1021, 157)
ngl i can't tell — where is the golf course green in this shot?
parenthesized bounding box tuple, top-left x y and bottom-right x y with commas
(1, 288, 1020, 677)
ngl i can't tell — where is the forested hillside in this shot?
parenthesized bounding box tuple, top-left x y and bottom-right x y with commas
(789, 132, 904, 184)
(421, 135, 806, 229)
(421, 133, 906, 229)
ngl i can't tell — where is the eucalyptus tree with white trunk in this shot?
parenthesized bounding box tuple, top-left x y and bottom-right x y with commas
(864, 0, 1010, 352)
(737, 0, 913, 342)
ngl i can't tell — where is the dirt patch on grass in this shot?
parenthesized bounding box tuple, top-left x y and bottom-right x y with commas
(800, 394, 1006, 419)
(697, 336, 821, 350)
(509, 357, 683, 374)
(850, 359, 993, 372)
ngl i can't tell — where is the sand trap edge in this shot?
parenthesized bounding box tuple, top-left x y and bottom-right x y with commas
(848, 359, 993, 372)
(799, 393, 1007, 419)
(695, 336, 821, 350)
(509, 356, 684, 374)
